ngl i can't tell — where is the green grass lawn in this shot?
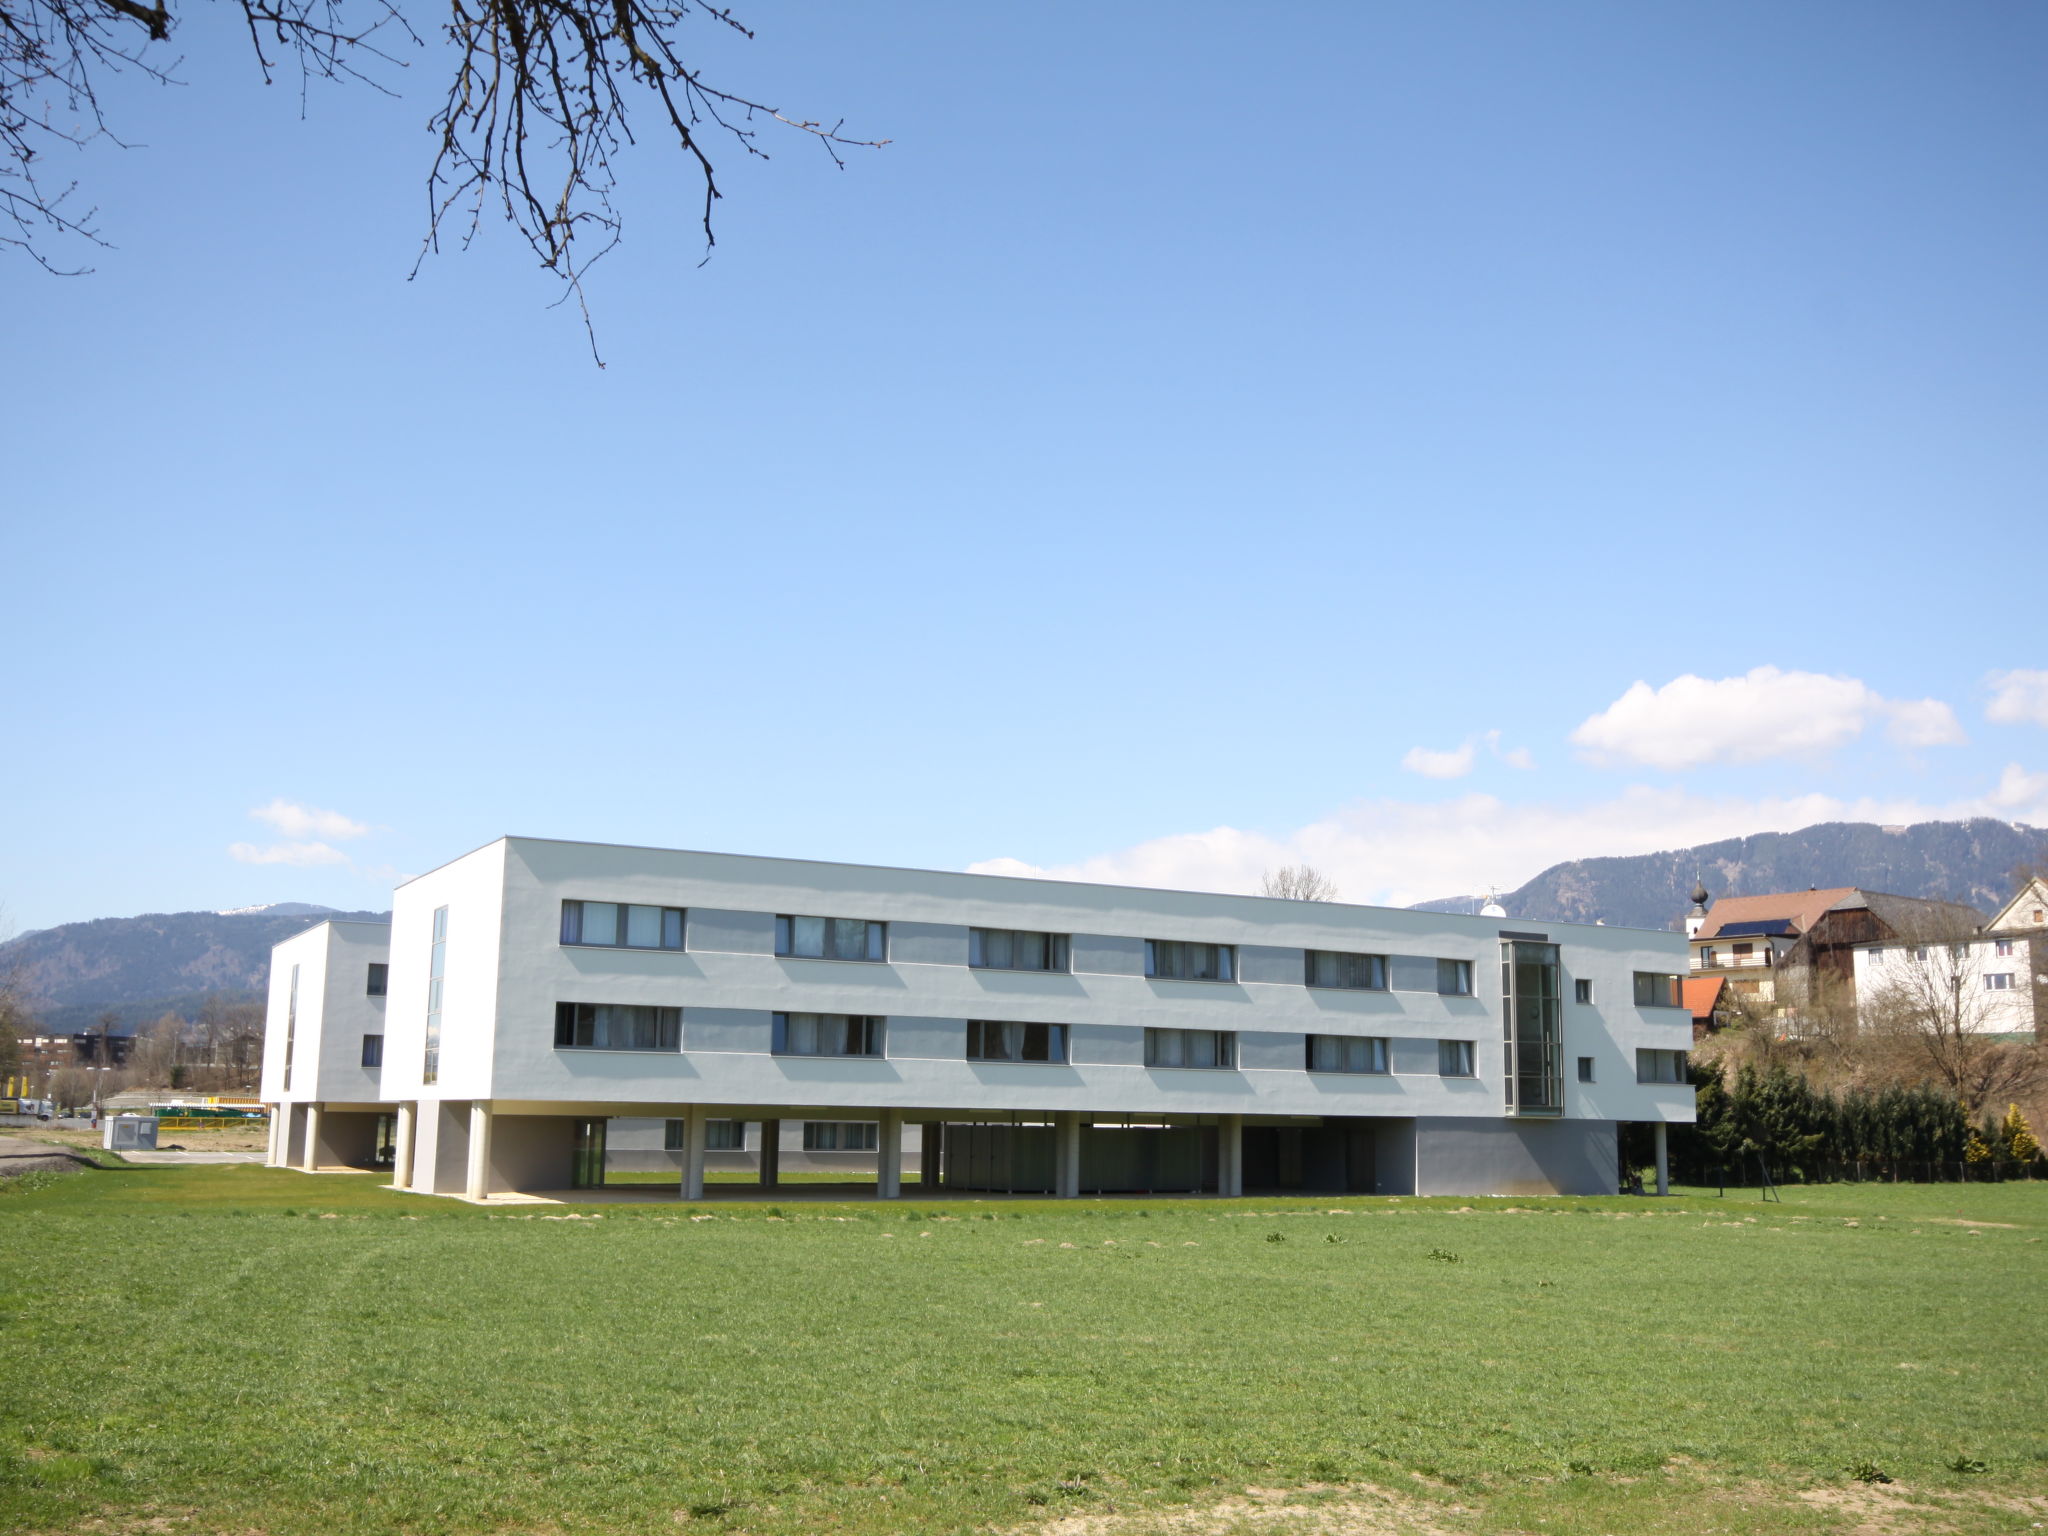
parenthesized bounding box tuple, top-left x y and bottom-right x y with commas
(3, 1166, 2045, 1536)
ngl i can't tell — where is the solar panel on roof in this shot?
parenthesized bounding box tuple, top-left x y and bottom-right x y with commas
(1714, 919, 1794, 937)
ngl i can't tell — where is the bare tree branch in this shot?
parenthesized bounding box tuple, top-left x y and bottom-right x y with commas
(1260, 865, 1341, 902)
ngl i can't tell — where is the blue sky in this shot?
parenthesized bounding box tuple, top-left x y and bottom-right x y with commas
(6, 2, 2048, 933)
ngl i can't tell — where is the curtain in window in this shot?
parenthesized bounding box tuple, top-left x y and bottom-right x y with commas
(832, 920, 869, 962)
(580, 903, 618, 946)
(625, 904, 662, 948)
(791, 916, 826, 957)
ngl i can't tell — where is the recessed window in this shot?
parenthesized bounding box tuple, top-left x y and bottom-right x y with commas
(773, 1012, 883, 1058)
(423, 907, 448, 1085)
(1304, 950, 1386, 990)
(1994, 940, 2015, 957)
(1867, 947, 1885, 961)
(561, 900, 684, 950)
(1632, 972, 1681, 1007)
(969, 929, 1069, 972)
(1438, 1039, 1475, 1076)
(1145, 940, 1235, 982)
(1985, 973, 2014, 991)
(1731, 942, 1753, 958)
(967, 1020, 1068, 1063)
(361, 1034, 384, 1068)
(1700, 946, 1719, 967)
(803, 1122, 879, 1152)
(1577, 1056, 1594, 1083)
(1573, 978, 1594, 1005)
(554, 1002, 681, 1051)
(775, 915, 885, 962)
(1635, 1048, 1687, 1085)
(1144, 1028, 1236, 1069)
(1436, 958, 1473, 996)
(1306, 1034, 1388, 1074)
(366, 963, 388, 997)
(666, 1119, 745, 1151)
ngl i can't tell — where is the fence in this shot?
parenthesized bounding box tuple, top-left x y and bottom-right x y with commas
(1699, 1158, 2047, 1188)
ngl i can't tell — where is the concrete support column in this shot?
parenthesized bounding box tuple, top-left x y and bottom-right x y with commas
(1217, 1115, 1244, 1198)
(393, 1103, 416, 1190)
(1054, 1112, 1081, 1199)
(920, 1121, 943, 1190)
(466, 1103, 494, 1202)
(876, 1109, 903, 1200)
(1654, 1121, 1669, 1197)
(757, 1118, 780, 1189)
(679, 1107, 707, 1201)
(266, 1106, 285, 1167)
(300, 1104, 323, 1172)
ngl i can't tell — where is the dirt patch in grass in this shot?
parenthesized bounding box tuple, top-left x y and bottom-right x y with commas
(1013, 1483, 1467, 1536)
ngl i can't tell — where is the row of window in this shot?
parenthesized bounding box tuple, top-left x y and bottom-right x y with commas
(666, 1120, 882, 1153)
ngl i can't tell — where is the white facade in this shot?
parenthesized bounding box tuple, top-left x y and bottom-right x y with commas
(261, 918, 391, 1167)
(1851, 934, 2039, 1037)
(264, 836, 1696, 1199)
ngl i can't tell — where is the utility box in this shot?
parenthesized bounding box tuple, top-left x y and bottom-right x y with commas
(104, 1114, 158, 1152)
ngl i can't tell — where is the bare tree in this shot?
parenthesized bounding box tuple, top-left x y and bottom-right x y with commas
(4, 0, 882, 353)
(1860, 913, 2043, 1114)
(1259, 865, 1340, 903)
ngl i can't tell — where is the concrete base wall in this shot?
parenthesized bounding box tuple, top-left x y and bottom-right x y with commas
(1413, 1117, 1617, 1197)
(411, 1100, 472, 1194)
(1373, 1119, 1417, 1195)
(490, 1115, 576, 1194)
(313, 1110, 382, 1168)
(279, 1104, 309, 1168)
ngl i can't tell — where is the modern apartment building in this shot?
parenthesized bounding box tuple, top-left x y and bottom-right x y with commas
(261, 837, 1697, 1200)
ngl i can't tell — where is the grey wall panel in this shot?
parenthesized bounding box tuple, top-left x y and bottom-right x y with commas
(1389, 1036, 1441, 1075)
(1069, 1022, 1143, 1066)
(1237, 944, 1305, 986)
(1413, 1117, 1617, 1197)
(687, 908, 776, 955)
(1236, 1030, 1305, 1071)
(684, 1007, 773, 1053)
(1388, 955, 1441, 993)
(890, 921, 969, 968)
(1073, 933, 1145, 976)
(1373, 1119, 1417, 1195)
(885, 1015, 966, 1060)
(490, 1114, 575, 1193)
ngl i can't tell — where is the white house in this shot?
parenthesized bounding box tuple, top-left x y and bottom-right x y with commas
(261, 836, 1697, 1200)
(1849, 875, 2048, 1040)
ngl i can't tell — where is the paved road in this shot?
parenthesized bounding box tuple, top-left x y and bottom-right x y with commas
(123, 1150, 266, 1165)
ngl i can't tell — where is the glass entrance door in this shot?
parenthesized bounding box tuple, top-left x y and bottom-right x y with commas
(571, 1118, 608, 1188)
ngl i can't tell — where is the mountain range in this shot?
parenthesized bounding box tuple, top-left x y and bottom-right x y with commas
(4, 817, 2045, 1032)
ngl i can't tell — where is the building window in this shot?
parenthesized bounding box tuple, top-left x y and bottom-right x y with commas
(561, 900, 685, 950)
(1304, 950, 1387, 990)
(1574, 978, 1594, 1004)
(1867, 947, 1884, 961)
(1145, 940, 1235, 982)
(1731, 942, 1753, 959)
(554, 1002, 681, 1051)
(1633, 971, 1681, 1007)
(969, 929, 1070, 972)
(1144, 1028, 1236, 1069)
(1306, 1034, 1387, 1074)
(967, 1020, 1068, 1063)
(803, 1122, 878, 1152)
(1437, 958, 1473, 996)
(423, 907, 447, 1085)
(1636, 1048, 1687, 1085)
(1438, 1039, 1475, 1076)
(1913, 946, 1930, 963)
(282, 963, 298, 1092)
(666, 1119, 745, 1151)
(1577, 1056, 1594, 1082)
(1731, 979, 1761, 996)
(1994, 939, 2015, 957)
(360, 1034, 384, 1069)
(1700, 946, 1718, 967)
(775, 916, 885, 962)
(1985, 973, 2014, 991)
(366, 962, 388, 997)
(773, 1013, 883, 1057)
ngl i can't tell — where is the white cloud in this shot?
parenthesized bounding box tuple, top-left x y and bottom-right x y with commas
(1570, 666, 1962, 770)
(228, 841, 352, 867)
(250, 799, 369, 841)
(1400, 729, 1535, 780)
(966, 766, 2048, 912)
(1987, 670, 2048, 728)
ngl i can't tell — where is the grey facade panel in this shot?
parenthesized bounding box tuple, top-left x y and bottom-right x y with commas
(886, 1015, 966, 1061)
(889, 921, 970, 968)
(1389, 1036, 1441, 1075)
(1072, 933, 1145, 976)
(1236, 1030, 1305, 1071)
(1069, 1022, 1143, 1066)
(684, 1007, 773, 1053)
(1237, 944, 1305, 986)
(687, 908, 776, 955)
(1373, 1119, 1417, 1195)
(1387, 954, 1441, 993)
(1413, 1117, 1617, 1197)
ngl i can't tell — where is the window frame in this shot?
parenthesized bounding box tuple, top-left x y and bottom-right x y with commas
(1303, 949, 1388, 991)
(560, 900, 686, 951)
(966, 1019, 1070, 1064)
(967, 928, 1071, 973)
(1632, 971, 1682, 1008)
(802, 1121, 879, 1152)
(771, 1012, 885, 1058)
(1985, 972, 2014, 991)
(365, 962, 388, 997)
(1438, 1038, 1475, 1077)
(1635, 1047, 1688, 1085)
(1142, 1027, 1238, 1069)
(1573, 978, 1594, 1005)
(1436, 958, 1474, 996)
(360, 1033, 383, 1069)
(1305, 1033, 1389, 1074)
(666, 1119, 745, 1151)
(774, 915, 888, 963)
(1576, 1055, 1594, 1083)
(1144, 939, 1237, 983)
(552, 1001, 683, 1052)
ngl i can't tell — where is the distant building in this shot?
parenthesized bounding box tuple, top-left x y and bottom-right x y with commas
(1847, 875, 2047, 1041)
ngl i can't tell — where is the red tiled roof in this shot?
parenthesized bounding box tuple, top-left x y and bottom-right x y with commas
(1695, 888, 1859, 941)
(1682, 975, 1725, 1022)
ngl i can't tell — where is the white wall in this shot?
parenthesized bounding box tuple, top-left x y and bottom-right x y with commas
(1853, 938, 2037, 1035)
(262, 920, 391, 1108)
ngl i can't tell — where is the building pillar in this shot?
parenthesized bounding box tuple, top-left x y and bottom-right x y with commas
(1053, 1112, 1081, 1199)
(1654, 1121, 1669, 1197)
(300, 1103, 323, 1172)
(393, 1103, 416, 1190)
(1217, 1114, 1243, 1198)
(876, 1109, 903, 1199)
(757, 1118, 780, 1189)
(920, 1121, 943, 1190)
(679, 1107, 707, 1201)
(266, 1105, 285, 1167)
(466, 1103, 494, 1201)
